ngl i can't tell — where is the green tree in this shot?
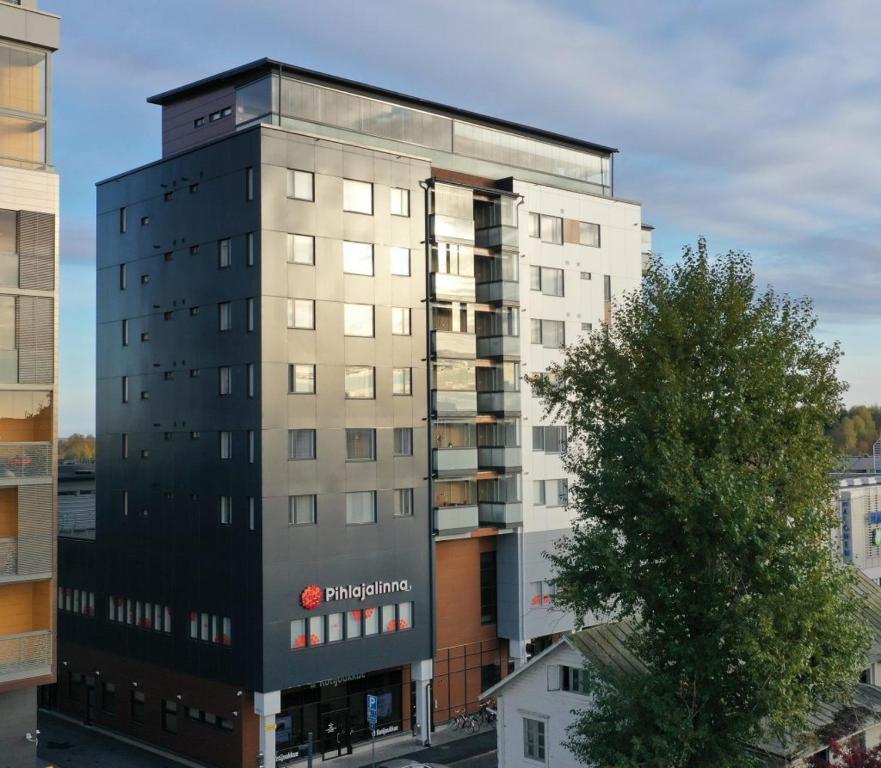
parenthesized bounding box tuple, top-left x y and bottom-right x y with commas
(530, 240, 870, 768)
(58, 433, 96, 462)
(828, 405, 881, 455)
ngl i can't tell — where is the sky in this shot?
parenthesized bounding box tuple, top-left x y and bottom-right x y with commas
(48, 0, 881, 435)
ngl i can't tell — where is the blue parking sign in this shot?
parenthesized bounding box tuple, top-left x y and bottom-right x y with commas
(367, 694, 378, 727)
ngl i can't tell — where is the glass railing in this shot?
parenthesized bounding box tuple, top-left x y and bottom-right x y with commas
(430, 272, 476, 303)
(0, 630, 51, 681)
(476, 335, 520, 359)
(476, 281, 520, 305)
(434, 505, 479, 533)
(478, 502, 523, 527)
(432, 330, 476, 359)
(475, 226, 519, 250)
(0, 442, 51, 483)
(477, 447, 522, 471)
(433, 448, 478, 476)
(432, 390, 477, 416)
(477, 391, 521, 415)
(430, 214, 474, 243)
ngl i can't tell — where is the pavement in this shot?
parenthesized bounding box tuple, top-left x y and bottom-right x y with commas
(35, 709, 497, 768)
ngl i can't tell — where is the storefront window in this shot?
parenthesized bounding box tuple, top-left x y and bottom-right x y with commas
(308, 616, 324, 645)
(381, 604, 396, 633)
(328, 612, 343, 642)
(398, 602, 413, 630)
(346, 610, 362, 639)
(364, 607, 379, 636)
(290, 619, 306, 649)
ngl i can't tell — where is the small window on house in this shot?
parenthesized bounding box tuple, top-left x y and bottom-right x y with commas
(393, 427, 413, 456)
(245, 167, 254, 201)
(345, 428, 375, 462)
(343, 179, 373, 214)
(287, 234, 315, 265)
(162, 700, 178, 734)
(394, 488, 414, 517)
(344, 366, 374, 399)
(218, 301, 231, 331)
(343, 241, 374, 275)
(289, 494, 317, 525)
(140, 216, 150, 227)
(122, 319, 129, 346)
(288, 364, 316, 394)
(346, 491, 376, 525)
(390, 247, 411, 276)
(131, 690, 145, 724)
(286, 169, 314, 201)
(246, 232, 255, 267)
(523, 718, 546, 761)
(288, 299, 315, 329)
(390, 187, 410, 217)
(219, 366, 231, 395)
(140, 274, 149, 285)
(579, 221, 600, 247)
(392, 367, 412, 396)
(219, 431, 232, 460)
(119, 263, 127, 290)
(580, 271, 591, 280)
(119, 207, 127, 234)
(246, 297, 255, 332)
(218, 238, 231, 268)
(392, 307, 411, 336)
(344, 304, 374, 337)
(219, 496, 232, 525)
(288, 429, 316, 460)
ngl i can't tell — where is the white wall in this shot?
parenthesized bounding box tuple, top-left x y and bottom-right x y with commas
(840, 479, 881, 584)
(496, 643, 589, 768)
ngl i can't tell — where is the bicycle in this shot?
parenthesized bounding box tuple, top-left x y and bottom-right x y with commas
(448, 708, 467, 730)
(463, 712, 482, 734)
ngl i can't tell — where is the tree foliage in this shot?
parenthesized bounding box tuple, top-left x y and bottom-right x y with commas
(530, 240, 871, 768)
(827, 405, 881, 456)
(809, 738, 881, 768)
(58, 433, 95, 462)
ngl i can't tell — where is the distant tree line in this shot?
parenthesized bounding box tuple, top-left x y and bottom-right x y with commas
(58, 433, 95, 462)
(827, 405, 881, 455)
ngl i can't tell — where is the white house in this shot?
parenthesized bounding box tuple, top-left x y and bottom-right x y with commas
(483, 572, 881, 768)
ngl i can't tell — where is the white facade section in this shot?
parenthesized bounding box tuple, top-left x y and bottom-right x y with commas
(0, 164, 58, 215)
(839, 476, 881, 584)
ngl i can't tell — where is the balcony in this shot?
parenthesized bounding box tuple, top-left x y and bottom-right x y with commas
(476, 281, 520, 305)
(432, 330, 476, 360)
(477, 446, 522, 472)
(476, 335, 520, 360)
(0, 533, 53, 580)
(430, 272, 476, 303)
(477, 391, 521, 416)
(0, 442, 51, 485)
(433, 505, 479, 534)
(433, 390, 477, 417)
(478, 502, 523, 528)
(430, 214, 474, 244)
(475, 226, 519, 251)
(0, 630, 51, 683)
(433, 448, 478, 477)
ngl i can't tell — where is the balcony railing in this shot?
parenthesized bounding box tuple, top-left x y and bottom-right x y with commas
(434, 505, 479, 533)
(479, 502, 523, 528)
(477, 391, 521, 415)
(431, 330, 476, 360)
(0, 442, 51, 484)
(476, 281, 520, 305)
(430, 214, 474, 243)
(0, 630, 51, 682)
(477, 446, 522, 471)
(430, 272, 476, 303)
(476, 335, 520, 360)
(433, 448, 478, 477)
(433, 390, 477, 416)
(475, 225, 519, 250)
(0, 533, 54, 579)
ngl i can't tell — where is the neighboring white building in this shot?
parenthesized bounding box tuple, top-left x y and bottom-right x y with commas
(484, 573, 881, 768)
(838, 475, 881, 585)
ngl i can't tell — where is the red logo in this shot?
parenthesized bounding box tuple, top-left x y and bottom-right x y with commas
(300, 584, 323, 610)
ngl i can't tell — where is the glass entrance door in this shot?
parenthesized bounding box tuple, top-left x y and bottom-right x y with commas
(320, 709, 351, 760)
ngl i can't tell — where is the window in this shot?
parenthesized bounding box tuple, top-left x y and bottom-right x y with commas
(131, 690, 145, 724)
(218, 238, 231, 268)
(390, 187, 410, 217)
(140, 331, 150, 342)
(288, 299, 315, 329)
(580, 271, 591, 280)
(289, 364, 315, 394)
(604, 274, 611, 303)
(533, 480, 546, 505)
(391, 307, 411, 336)
(219, 431, 232, 460)
(246, 298, 255, 332)
(480, 550, 497, 625)
(122, 490, 129, 516)
(346, 491, 376, 525)
(287, 169, 314, 201)
(364, 607, 379, 636)
(194, 116, 205, 128)
(247, 364, 255, 398)
(288, 429, 316, 460)
(121, 433, 129, 459)
(245, 167, 254, 202)
(523, 718, 546, 761)
(541, 215, 562, 244)
(393, 427, 413, 456)
(530, 266, 564, 297)
(141, 216, 150, 227)
(309, 615, 325, 645)
(346, 428, 376, 461)
(398, 601, 413, 630)
(344, 303, 374, 336)
(219, 496, 232, 525)
(122, 319, 129, 346)
(122, 376, 129, 403)
(287, 234, 314, 265)
(327, 612, 344, 643)
(162, 700, 178, 734)
(218, 301, 231, 331)
(345, 366, 374, 399)
(219, 366, 232, 395)
(382, 604, 396, 633)
(346, 610, 362, 639)
(343, 241, 374, 275)
(343, 179, 373, 214)
(189, 183, 200, 194)
(246, 232, 255, 267)
(393, 368, 412, 396)
(390, 246, 411, 276)
(119, 263, 127, 290)
(530, 319, 565, 348)
(102, 682, 116, 714)
(289, 494, 317, 525)
(579, 221, 600, 247)
(119, 207, 127, 234)
(291, 619, 307, 649)
(394, 488, 414, 517)
(547, 479, 568, 507)
(532, 426, 567, 453)
(561, 665, 589, 694)
(581, 322, 593, 332)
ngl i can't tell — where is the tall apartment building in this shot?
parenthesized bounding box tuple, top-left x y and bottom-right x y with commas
(0, 1, 60, 765)
(56, 59, 644, 768)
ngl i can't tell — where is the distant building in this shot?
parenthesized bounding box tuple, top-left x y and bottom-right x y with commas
(0, 1, 61, 765)
(838, 475, 881, 585)
(483, 573, 881, 768)
(641, 223, 654, 273)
